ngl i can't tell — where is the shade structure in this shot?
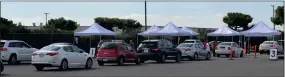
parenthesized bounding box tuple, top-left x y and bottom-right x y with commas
(74, 23, 116, 36)
(207, 25, 241, 36)
(138, 25, 161, 36)
(180, 26, 199, 36)
(150, 22, 191, 36)
(240, 21, 281, 37)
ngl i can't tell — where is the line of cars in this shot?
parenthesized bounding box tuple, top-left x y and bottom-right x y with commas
(0, 39, 283, 74)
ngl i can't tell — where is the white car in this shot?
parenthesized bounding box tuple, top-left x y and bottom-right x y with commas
(259, 41, 284, 55)
(31, 44, 93, 71)
(183, 39, 203, 44)
(215, 42, 244, 58)
(1, 40, 38, 64)
(177, 43, 211, 60)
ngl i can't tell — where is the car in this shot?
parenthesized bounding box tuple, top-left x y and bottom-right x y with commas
(177, 43, 211, 61)
(31, 44, 93, 71)
(278, 40, 284, 48)
(183, 39, 203, 44)
(137, 39, 182, 63)
(0, 53, 4, 74)
(96, 42, 140, 66)
(215, 42, 244, 58)
(49, 43, 73, 45)
(259, 41, 284, 55)
(0, 40, 38, 64)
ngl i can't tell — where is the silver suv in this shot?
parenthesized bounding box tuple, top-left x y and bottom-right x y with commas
(1, 40, 38, 64)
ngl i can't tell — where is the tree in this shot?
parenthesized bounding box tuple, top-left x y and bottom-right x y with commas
(45, 17, 79, 31)
(271, 6, 284, 26)
(223, 12, 253, 31)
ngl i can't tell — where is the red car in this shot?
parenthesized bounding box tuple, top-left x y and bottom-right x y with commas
(96, 42, 141, 66)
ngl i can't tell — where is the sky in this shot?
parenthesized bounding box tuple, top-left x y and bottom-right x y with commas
(1, 2, 284, 30)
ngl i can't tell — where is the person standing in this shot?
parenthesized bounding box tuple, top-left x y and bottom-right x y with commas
(130, 40, 134, 48)
(212, 41, 217, 56)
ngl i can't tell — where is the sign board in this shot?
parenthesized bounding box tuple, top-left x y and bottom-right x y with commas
(89, 48, 96, 57)
(269, 49, 278, 60)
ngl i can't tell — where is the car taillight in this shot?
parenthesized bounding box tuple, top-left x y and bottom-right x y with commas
(154, 48, 159, 51)
(228, 47, 231, 50)
(47, 52, 59, 56)
(1, 48, 7, 51)
(32, 53, 37, 56)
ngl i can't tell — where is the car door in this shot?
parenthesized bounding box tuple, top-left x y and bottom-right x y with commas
(20, 42, 34, 60)
(15, 42, 31, 60)
(62, 46, 77, 66)
(8, 42, 25, 60)
(71, 46, 85, 65)
(198, 44, 207, 57)
(194, 44, 203, 57)
(119, 44, 130, 60)
(127, 44, 136, 60)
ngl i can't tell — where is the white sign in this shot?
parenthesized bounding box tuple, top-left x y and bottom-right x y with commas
(269, 49, 278, 60)
(89, 48, 96, 57)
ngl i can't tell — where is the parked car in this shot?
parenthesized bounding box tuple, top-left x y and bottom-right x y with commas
(0, 53, 4, 74)
(0, 40, 38, 64)
(96, 42, 140, 66)
(183, 39, 203, 44)
(177, 43, 211, 61)
(31, 44, 93, 71)
(209, 41, 222, 51)
(215, 42, 244, 58)
(278, 40, 284, 48)
(49, 43, 73, 45)
(97, 40, 126, 49)
(137, 39, 182, 63)
(259, 41, 284, 55)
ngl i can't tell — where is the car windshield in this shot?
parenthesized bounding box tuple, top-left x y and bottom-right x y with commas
(262, 42, 274, 44)
(184, 41, 195, 43)
(138, 42, 158, 48)
(218, 43, 232, 46)
(100, 43, 117, 49)
(0, 42, 4, 47)
(40, 46, 61, 51)
(177, 43, 193, 47)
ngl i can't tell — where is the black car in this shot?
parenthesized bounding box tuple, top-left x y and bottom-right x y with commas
(137, 39, 182, 63)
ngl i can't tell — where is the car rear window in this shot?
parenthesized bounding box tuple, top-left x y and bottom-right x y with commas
(100, 43, 117, 49)
(177, 43, 193, 47)
(218, 43, 232, 46)
(0, 42, 5, 47)
(138, 42, 158, 48)
(262, 42, 274, 44)
(40, 46, 61, 51)
(184, 41, 195, 43)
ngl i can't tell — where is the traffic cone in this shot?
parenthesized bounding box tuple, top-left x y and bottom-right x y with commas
(254, 46, 257, 58)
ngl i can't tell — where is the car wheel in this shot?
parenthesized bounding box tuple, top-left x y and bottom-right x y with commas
(117, 57, 124, 65)
(97, 61, 104, 66)
(205, 52, 211, 60)
(135, 57, 141, 65)
(157, 54, 166, 63)
(35, 65, 44, 71)
(192, 53, 198, 61)
(217, 54, 220, 57)
(8, 55, 17, 65)
(59, 59, 68, 70)
(175, 53, 181, 62)
(85, 58, 93, 69)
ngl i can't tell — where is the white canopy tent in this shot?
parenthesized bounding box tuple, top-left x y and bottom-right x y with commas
(180, 26, 199, 36)
(138, 25, 161, 36)
(74, 23, 116, 36)
(207, 25, 241, 36)
(150, 22, 190, 36)
(240, 21, 281, 37)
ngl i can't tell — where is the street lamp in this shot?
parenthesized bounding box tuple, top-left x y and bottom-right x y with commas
(145, 1, 147, 31)
(44, 13, 50, 26)
(271, 5, 275, 41)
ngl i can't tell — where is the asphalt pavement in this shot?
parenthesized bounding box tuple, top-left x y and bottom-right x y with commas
(0, 53, 284, 77)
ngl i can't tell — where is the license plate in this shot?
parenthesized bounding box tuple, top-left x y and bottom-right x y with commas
(103, 58, 108, 61)
(39, 54, 44, 57)
(144, 49, 148, 53)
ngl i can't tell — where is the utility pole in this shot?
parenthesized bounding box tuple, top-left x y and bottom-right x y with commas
(145, 1, 147, 31)
(44, 13, 50, 27)
(271, 5, 275, 41)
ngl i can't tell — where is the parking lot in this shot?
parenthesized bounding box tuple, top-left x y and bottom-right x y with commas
(0, 53, 283, 77)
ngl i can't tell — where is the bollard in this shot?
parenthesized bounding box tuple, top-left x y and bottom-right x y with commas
(228, 47, 234, 60)
(243, 47, 246, 56)
(254, 46, 257, 58)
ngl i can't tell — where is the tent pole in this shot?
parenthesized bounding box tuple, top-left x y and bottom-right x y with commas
(90, 36, 91, 48)
(148, 36, 150, 40)
(232, 36, 233, 42)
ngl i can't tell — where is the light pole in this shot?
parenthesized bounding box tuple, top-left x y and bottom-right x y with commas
(44, 13, 50, 26)
(145, 1, 147, 31)
(271, 5, 275, 40)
